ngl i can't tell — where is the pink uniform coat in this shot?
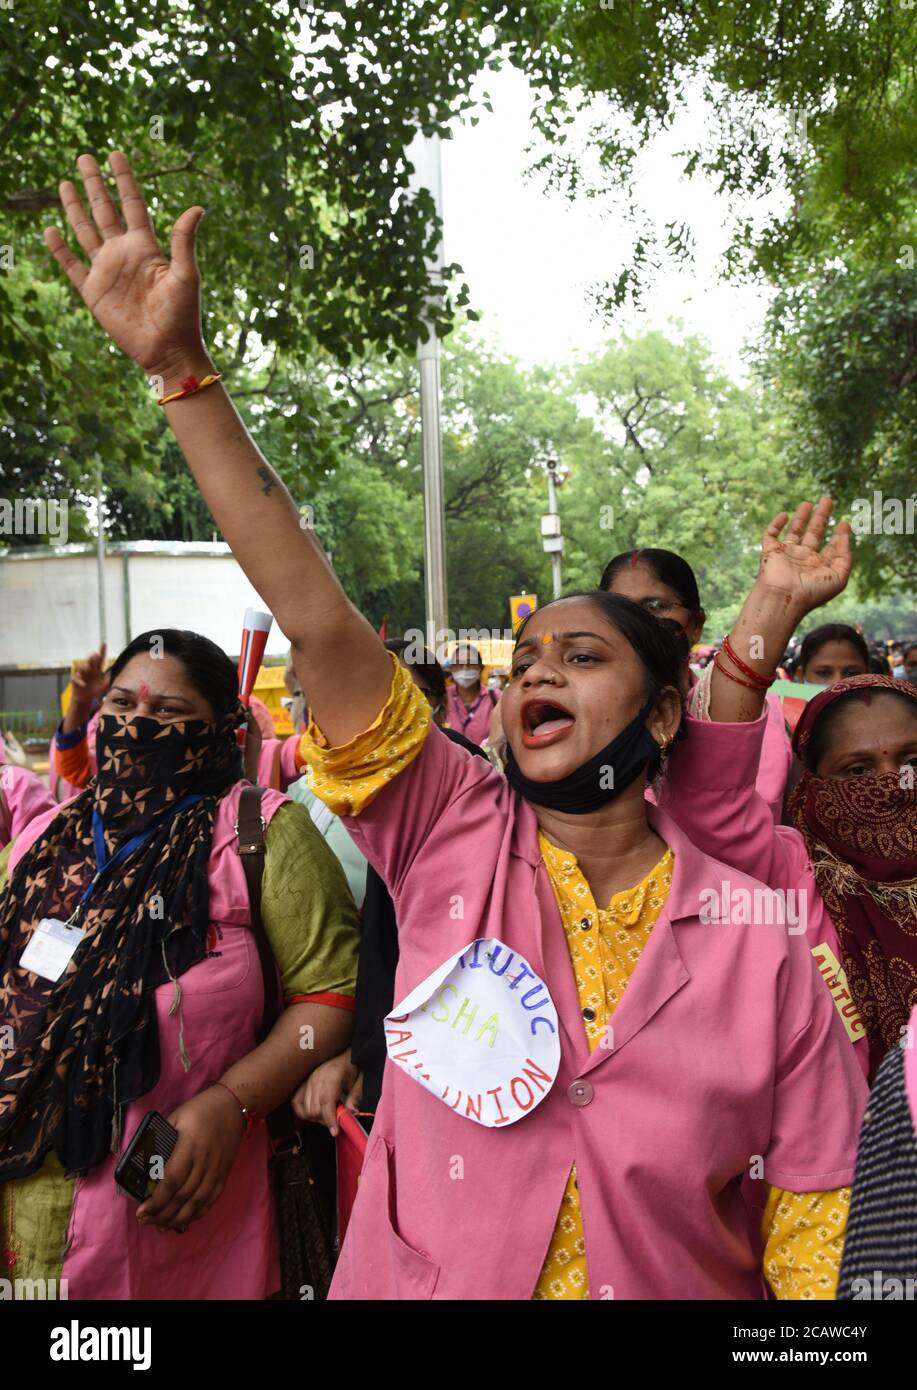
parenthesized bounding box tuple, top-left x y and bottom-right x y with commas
(330, 724, 868, 1300)
(445, 684, 499, 748)
(257, 733, 301, 791)
(0, 764, 57, 849)
(9, 781, 288, 1300)
(658, 708, 870, 1079)
(758, 690, 795, 823)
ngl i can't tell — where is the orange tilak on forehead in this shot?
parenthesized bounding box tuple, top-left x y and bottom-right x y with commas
(541, 632, 554, 645)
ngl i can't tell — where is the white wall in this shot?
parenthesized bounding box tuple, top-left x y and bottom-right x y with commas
(125, 555, 288, 659)
(0, 552, 289, 666)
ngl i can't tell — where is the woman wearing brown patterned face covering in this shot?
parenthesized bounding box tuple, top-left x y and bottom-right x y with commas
(0, 628, 360, 1298)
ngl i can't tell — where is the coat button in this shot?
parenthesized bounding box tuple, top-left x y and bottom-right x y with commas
(580, 917, 591, 930)
(582, 1007, 596, 1022)
(568, 1080, 594, 1107)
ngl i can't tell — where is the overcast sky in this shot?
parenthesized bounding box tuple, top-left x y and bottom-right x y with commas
(441, 65, 785, 380)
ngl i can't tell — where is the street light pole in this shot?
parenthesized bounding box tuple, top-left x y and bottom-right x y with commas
(541, 457, 564, 600)
(407, 132, 449, 644)
(96, 462, 107, 646)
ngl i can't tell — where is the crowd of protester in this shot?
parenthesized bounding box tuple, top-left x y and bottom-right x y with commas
(1, 150, 915, 1302)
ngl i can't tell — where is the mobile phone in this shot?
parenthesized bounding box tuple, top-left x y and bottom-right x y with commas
(114, 1110, 179, 1202)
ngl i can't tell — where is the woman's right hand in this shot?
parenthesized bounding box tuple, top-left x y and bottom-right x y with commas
(291, 1049, 363, 1137)
(43, 152, 209, 386)
(63, 644, 110, 733)
(71, 644, 109, 705)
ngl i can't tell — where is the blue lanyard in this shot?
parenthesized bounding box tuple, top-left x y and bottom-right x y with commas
(78, 793, 205, 907)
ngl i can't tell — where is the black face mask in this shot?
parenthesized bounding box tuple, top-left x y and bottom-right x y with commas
(504, 697, 661, 814)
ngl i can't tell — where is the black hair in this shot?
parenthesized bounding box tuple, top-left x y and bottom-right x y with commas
(108, 629, 240, 721)
(903, 642, 917, 664)
(797, 624, 869, 678)
(600, 547, 702, 614)
(803, 687, 917, 772)
(384, 638, 447, 703)
(514, 590, 684, 771)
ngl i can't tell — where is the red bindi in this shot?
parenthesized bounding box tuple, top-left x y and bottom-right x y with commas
(137, 683, 152, 702)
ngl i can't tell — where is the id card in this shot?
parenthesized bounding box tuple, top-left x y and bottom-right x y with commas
(19, 917, 85, 983)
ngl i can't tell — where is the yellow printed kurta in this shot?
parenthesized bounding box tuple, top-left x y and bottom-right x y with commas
(533, 839, 673, 1300)
(532, 836, 850, 1301)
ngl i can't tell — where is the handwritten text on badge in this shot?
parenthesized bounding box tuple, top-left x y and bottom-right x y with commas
(384, 938, 561, 1127)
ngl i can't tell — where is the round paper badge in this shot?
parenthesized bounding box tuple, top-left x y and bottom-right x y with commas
(384, 938, 561, 1127)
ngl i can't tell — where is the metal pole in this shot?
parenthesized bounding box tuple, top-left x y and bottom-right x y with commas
(408, 132, 448, 644)
(547, 461, 563, 600)
(96, 465, 107, 646)
(418, 338, 448, 641)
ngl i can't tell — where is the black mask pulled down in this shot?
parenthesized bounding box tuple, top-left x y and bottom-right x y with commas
(504, 697, 661, 815)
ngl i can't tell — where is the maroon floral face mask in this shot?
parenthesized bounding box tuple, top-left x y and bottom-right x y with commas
(789, 675, 917, 1078)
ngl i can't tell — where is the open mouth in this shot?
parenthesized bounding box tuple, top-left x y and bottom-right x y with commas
(521, 699, 576, 747)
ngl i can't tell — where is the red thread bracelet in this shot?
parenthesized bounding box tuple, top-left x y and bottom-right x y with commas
(213, 1080, 259, 1138)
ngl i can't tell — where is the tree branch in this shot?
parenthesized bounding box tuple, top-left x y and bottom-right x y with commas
(3, 160, 208, 214)
(0, 91, 37, 153)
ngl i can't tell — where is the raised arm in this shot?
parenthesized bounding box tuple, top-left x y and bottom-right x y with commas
(708, 498, 852, 722)
(44, 152, 390, 746)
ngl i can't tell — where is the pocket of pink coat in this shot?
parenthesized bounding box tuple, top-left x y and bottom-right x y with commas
(337, 1136, 440, 1299)
(162, 924, 254, 996)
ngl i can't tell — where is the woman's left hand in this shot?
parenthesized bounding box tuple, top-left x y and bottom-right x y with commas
(756, 497, 853, 620)
(137, 1086, 246, 1232)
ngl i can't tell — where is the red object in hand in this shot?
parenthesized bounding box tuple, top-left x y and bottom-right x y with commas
(335, 1104, 368, 1243)
(238, 609, 273, 707)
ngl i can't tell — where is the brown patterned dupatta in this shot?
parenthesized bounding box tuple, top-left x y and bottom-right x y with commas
(0, 708, 244, 1181)
(788, 675, 917, 1079)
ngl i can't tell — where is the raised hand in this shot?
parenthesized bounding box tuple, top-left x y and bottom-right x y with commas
(757, 498, 852, 621)
(43, 152, 208, 384)
(70, 644, 110, 709)
(705, 497, 854, 723)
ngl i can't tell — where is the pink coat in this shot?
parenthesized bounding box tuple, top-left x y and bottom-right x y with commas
(658, 708, 870, 1078)
(330, 725, 867, 1300)
(257, 733, 301, 791)
(758, 691, 795, 823)
(0, 764, 57, 849)
(9, 781, 288, 1300)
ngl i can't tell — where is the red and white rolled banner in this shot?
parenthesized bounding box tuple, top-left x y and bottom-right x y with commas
(238, 608, 273, 706)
